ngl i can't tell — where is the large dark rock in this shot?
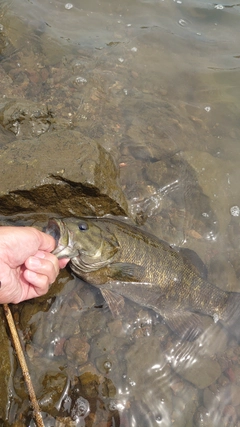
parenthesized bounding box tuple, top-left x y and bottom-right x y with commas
(0, 129, 128, 217)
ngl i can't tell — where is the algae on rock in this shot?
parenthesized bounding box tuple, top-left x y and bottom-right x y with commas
(0, 129, 128, 218)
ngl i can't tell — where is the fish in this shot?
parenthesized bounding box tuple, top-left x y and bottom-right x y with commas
(45, 216, 240, 340)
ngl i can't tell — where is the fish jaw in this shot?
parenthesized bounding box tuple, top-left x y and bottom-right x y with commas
(45, 218, 79, 259)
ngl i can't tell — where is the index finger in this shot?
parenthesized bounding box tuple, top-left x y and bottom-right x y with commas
(30, 228, 57, 253)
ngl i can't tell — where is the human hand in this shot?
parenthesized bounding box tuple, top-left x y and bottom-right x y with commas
(0, 226, 70, 304)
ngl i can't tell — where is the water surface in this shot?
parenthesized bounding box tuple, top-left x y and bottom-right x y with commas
(1, 0, 240, 425)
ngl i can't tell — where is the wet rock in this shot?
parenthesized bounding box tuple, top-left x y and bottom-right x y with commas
(217, 373, 230, 387)
(70, 395, 90, 422)
(7, 422, 26, 427)
(228, 216, 240, 252)
(173, 354, 221, 389)
(107, 319, 125, 338)
(91, 332, 117, 358)
(57, 372, 116, 425)
(202, 385, 239, 425)
(38, 372, 68, 413)
(0, 98, 53, 138)
(229, 384, 240, 406)
(80, 309, 107, 339)
(196, 320, 228, 357)
(194, 406, 215, 427)
(78, 372, 100, 398)
(64, 335, 90, 365)
(55, 417, 78, 427)
(0, 23, 19, 72)
(225, 364, 240, 384)
(126, 336, 173, 423)
(169, 326, 226, 390)
(203, 387, 217, 411)
(172, 389, 198, 427)
(102, 377, 117, 398)
(181, 150, 240, 232)
(208, 254, 239, 292)
(77, 362, 98, 378)
(0, 26, 10, 56)
(144, 153, 219, 241)
(0, 129, 128, 217)
(19, 299, 51, 331)
(19, 279, 82, 353)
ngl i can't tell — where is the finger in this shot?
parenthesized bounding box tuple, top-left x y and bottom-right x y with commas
(23, 270, 51, 297)
(59, 258, 70, 269)
(25, 252, 60, 284)
(34, 251, 69, 270)
(30, 228, 57, 253)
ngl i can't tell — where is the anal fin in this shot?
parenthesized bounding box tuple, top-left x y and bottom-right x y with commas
(101, 289, 125, 317)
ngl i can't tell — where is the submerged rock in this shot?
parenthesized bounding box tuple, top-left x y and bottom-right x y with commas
(174, 355, 221, 390)
(144, 152, 219, 241)
(64, 335, 90, 365)
(0, 129, 128, 218)
(0, 98, 54, 138)
(125, 336, 173, 424)
(181, 150, 240, 233)
(170, 337, 222, 389)
(0, 308, 14, 420)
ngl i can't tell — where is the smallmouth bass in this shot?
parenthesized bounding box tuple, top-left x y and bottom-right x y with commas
(45, 216, 240, 340)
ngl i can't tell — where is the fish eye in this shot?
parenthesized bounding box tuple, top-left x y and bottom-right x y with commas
(78, 222, 89, 231)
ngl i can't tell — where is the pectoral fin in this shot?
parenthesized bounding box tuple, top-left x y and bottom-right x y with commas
(109, 262, 145, 281)
(101, 289, 125, 317)
(164, 312, 204, 341)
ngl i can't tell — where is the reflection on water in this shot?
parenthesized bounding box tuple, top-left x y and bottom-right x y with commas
(1, 0, 240, 425)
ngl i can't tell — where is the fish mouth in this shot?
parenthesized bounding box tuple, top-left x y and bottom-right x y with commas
(45, 219, 61, 244)
(44, 218, 78, 259)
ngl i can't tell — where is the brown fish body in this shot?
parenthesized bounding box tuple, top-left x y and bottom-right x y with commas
(46, 216, 240, 339)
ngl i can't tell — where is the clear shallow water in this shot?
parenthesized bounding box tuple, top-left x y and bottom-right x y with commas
(1, 0, 240, 425)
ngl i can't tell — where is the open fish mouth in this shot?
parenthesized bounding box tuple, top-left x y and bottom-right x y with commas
(44, 218, 78, 259)
(45, 219, 61, 244)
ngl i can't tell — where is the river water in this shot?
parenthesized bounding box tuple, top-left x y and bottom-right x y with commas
(1, 0, 240, 426)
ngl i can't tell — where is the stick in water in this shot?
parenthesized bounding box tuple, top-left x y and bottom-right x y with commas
(3, 303, 44, 427)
